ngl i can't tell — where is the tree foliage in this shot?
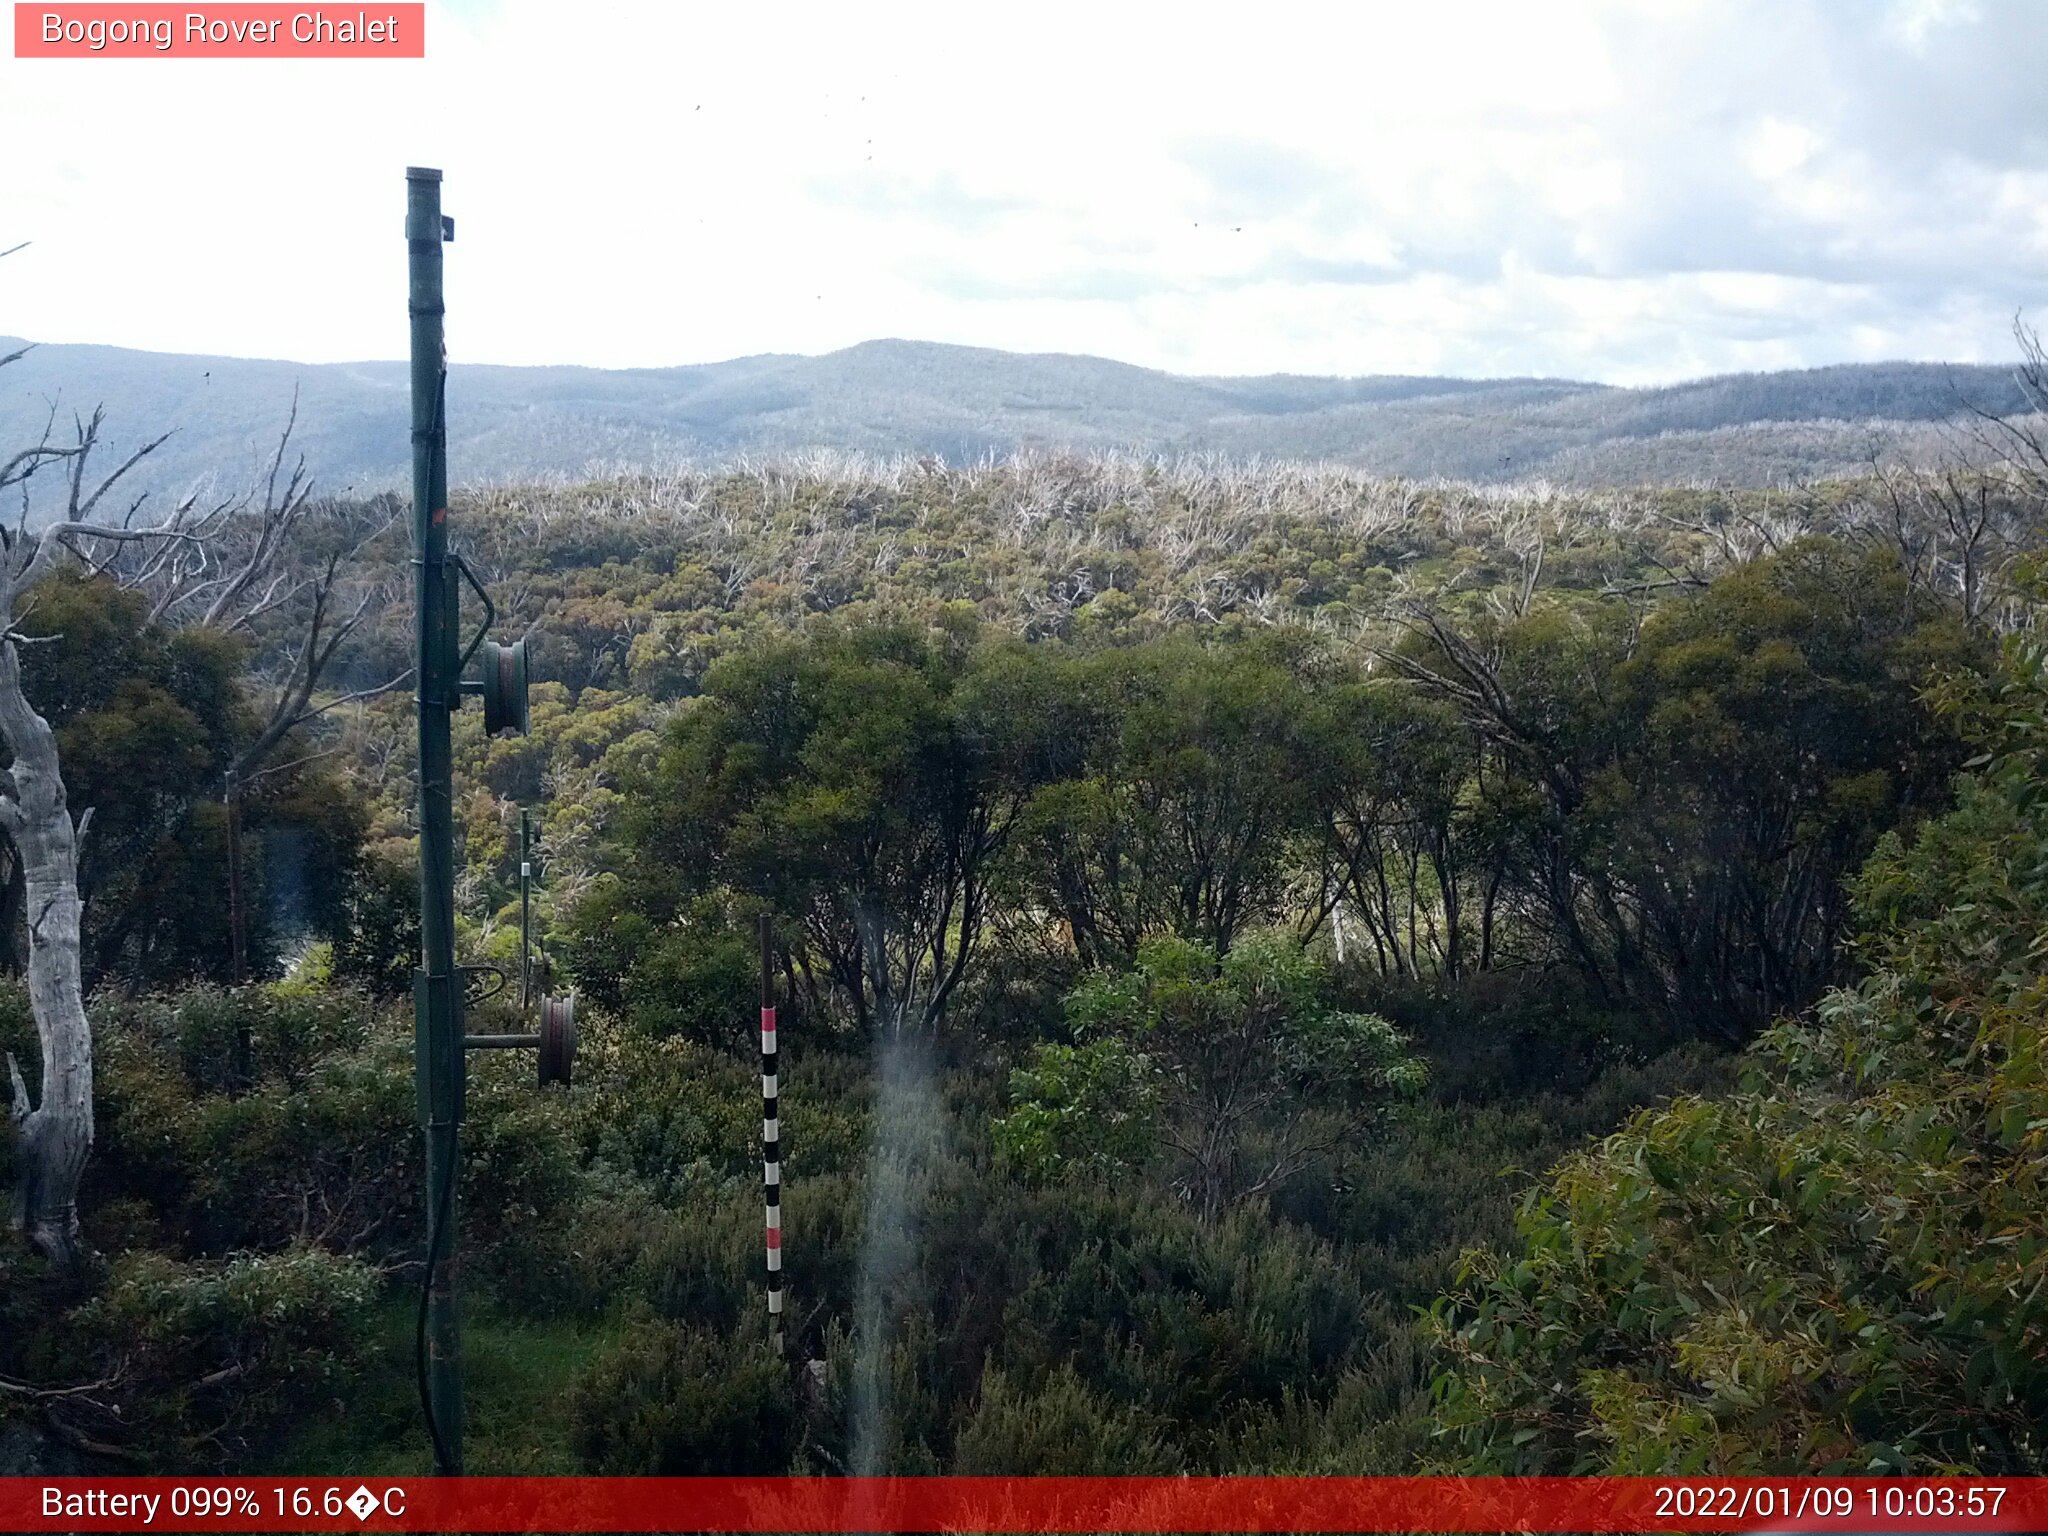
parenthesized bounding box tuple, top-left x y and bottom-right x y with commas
(4, 434, 2034, 1474)
(1010, 638, 1324, 965)
(1389, 539, 1981, 1036)
(5, 570, 365, 989)
(583, 616, 1062, 1039)
(999, 935, 1425, 1222)
(1427, 621, 2048, 1473)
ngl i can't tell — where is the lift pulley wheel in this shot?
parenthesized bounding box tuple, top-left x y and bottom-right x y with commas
(481, 638, 529, 737)
(538, 993, 576, 1088)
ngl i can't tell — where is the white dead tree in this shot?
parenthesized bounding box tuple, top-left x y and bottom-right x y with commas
(1831, 316, 2048, 632)
(1960, 314, 2048, 506)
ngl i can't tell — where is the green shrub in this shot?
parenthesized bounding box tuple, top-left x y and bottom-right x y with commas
(618, 898, 762, 1046)
(998, 934, 1424, 1221)
(573, 1027, 867, 1201)
(1341, 966, 1692, 1105)
(333, 853, 419, 999)
(568, 1319, 796, 1473)
(1275, 1046, 1731, 1301)
(94, 985, 373, 1098)
(84, 1244, 379, 1460)
(91, 988, 580, 1272)
(952, 1362, 1181, 1474)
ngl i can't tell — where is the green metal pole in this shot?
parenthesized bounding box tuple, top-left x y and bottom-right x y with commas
(407, 165, 464, 1475)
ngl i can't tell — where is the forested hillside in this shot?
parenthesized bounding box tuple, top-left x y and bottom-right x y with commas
(1, 335, 2034, 498)
(2, 424, 2045, 1474)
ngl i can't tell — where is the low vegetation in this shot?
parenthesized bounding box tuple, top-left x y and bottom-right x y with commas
(1, 433, 2044, 1474)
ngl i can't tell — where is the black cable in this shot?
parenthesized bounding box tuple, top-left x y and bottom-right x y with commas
(431, 366, 447, 483)
(415, 1122, 457, 1476)
(414, 360, 458, 1479)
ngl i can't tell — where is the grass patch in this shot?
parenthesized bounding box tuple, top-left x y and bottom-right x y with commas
(274, 1292, 622, 1475)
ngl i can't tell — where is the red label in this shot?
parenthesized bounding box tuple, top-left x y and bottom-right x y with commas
(0, 1476, 2039, 1532)
(15, 4, 425, 56)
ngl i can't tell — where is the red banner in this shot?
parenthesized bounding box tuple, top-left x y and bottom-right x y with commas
(2, 1476, 2043, 1532)
(14, 5, 424, 58)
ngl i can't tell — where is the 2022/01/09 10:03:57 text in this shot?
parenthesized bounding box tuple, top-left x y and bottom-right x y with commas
(1654, 1479, 2008, 1523)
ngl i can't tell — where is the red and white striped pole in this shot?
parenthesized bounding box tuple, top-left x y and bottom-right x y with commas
(760, 912, 783, 1355)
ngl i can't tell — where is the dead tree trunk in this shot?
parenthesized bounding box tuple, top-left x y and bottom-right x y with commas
(225, 770, 247, 985)
(0, 644, 93, 1266)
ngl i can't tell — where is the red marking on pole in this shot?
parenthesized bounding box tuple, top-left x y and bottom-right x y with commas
(765, 1227, 782, 1250)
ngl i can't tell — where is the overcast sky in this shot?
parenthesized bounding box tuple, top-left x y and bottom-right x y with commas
(6, 0, 2045, 384)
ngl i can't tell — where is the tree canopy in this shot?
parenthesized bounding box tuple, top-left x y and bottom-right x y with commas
(998, 934, 1426, 1223)
(6, 570, 364, 990)
(1427, 620, 2048, 1474)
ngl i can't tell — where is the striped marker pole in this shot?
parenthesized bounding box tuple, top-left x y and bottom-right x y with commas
(760, 912, 783, 1354)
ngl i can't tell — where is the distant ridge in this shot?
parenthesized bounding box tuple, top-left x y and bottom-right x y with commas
(0, 335, 2030, 499)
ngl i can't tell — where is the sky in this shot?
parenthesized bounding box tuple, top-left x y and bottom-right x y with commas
(5, 0, 2046, 385)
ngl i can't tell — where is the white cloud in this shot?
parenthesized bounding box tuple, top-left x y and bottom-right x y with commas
(1744, 118, 1824, 182)
(0, 0, 2041, 384)
(1883, 0, 1982, 51)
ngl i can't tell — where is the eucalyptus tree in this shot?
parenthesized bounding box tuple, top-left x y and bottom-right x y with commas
(606, 615, 1065, 1041)
(1302, 683, 1478, 979)
(1381, 539, 1980, 1038)
(65, 402, 406, 982)
(1012, 635, 1324, 967)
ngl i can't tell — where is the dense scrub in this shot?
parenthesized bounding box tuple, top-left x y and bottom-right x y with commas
(572, 539, 1979, 1052)
(1, 452, 2038, 1473)
(0, 963, 1723, 1471)
(286, 457, 2027, 1032)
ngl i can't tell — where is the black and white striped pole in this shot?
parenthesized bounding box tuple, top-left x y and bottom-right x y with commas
(760, 912, 783, 1355)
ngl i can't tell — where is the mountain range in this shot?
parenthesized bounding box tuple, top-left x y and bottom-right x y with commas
(0, 335, 2032, 502)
